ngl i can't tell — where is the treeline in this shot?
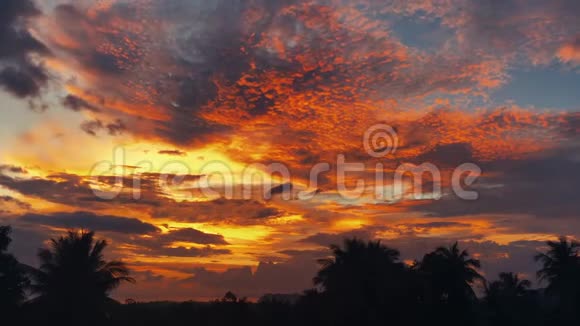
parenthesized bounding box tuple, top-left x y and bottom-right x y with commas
(1, 225, 580, 325)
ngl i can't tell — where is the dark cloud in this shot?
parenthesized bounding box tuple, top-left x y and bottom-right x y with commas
(0, 173, 93, 206)
(185, 257, 318, 298)
(407, 221, 470, 229)
(268, 182, 293, 197)
(80, 119, 126, 136)
(159, 75, 228, 146)
(161, 228, 229, 245)
(0, 1, 44, 55)
(0, 0, 49, 98)
(154, 115, 231, 147)
(412, 143, 476, 167)
(0, 172, 280, 226)
(105, 119, 127, 136)
(0, 195, 31, 210)
(127, 270, 165, 284)
(0, 164, 27, 174)
(0, 64, 48, 98)
(151, 198, 284, 224)
(87, 51, 125, 75)
(20, 211, 159, 234)
(80, 120, 104, 136)
(409, 147, 580, 219)
(20, 211, 159, 235)
(158, 150, 186, 156)
(278, 249, 329, 259)
(52, 4, 144, 75)
(153, 246, 230, 258)
(125, 227, 231, 258)
(0, 171, 155, 207)
(189, 266, 253, 292)
(62, 94, 100, 112)
(44, 2, 235, 145)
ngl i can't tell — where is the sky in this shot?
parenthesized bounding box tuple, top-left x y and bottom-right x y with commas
(0, 0, 579, 301)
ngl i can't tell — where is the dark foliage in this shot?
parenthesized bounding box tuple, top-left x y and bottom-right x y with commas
(2, 227, 580, 325)
(26, 230, 134, 326)
(0, 226, 30, 315)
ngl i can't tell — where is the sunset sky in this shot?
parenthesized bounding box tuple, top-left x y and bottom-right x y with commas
(1, 0, 579, 301)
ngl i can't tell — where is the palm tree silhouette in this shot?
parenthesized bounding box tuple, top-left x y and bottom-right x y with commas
(419, 242, 483, 305)
(315, 238, 402, 289)
(30, 230, 134, 324)
(535, 237, 579, 293)
(484, 272, 533, 326)
(534, 236, 580, 320)
(485, 272, 531, 300)
(0, 226, 30, 312)
(314, 238, 413, 325)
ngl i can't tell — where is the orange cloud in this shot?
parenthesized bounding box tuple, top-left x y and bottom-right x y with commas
(3, 0, 580, 301)
(557, 37, 580, 64)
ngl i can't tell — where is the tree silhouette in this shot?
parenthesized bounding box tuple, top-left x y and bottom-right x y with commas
(6, 231, 580, 326)
(485, 272, 531, 300)
(29, 230, 134, 325)
(219, 291, 247, 303)
(416, 242, 483, 325)
(534, 236, 580, 321)
(314, 238, 414, 325)
(484, 272, 534, 325)
(0, 226, 30, 312)
(419, 242, 483, 305)
(535, 237, 579, 293)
